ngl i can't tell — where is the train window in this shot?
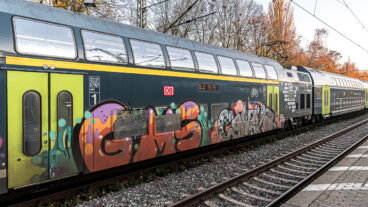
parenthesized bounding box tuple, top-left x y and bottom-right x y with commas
(300, 94, 305, 109)
(332, 78, 337, 86)
(336, 79, 340, 86)
(195, 52, 218, 73)
(155, 114, 181, 133)
(344, 80, 348, 87)
(265, 65, 278, 80)
(287, 72, 293, 77)
(211, 103, 229, 126)
(251, 62, 266, 79)
(303, 74, 310, 82)
(23, 91, 42, 156)
(236, 59, 253, 77)
(114, 110, 148, 138)
(218, 56, 237, 76)
(82, 30, 127, 64)
(166, 46, 194, 70)
(306, 94, 311, 108)
(269, 93, 272, 109)
(57, 91, 73, 150)
(130, 39, 165, 68)
(13, 17, 76, 59)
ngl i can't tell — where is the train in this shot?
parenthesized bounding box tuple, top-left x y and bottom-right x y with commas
(0, 0, 367, 194)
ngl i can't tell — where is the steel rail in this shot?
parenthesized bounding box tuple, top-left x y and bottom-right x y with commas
(3, 111, 366, 206)
(169, 118, 368, 207)
(267, 133, 368, 206)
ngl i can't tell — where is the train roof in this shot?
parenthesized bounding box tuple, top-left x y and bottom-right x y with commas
(0, 0, 283, 71)
(298, 66, 365, 88)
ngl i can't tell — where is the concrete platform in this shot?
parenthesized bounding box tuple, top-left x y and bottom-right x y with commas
(282, 140, 368, 207)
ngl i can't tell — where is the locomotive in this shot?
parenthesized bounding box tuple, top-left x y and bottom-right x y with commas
(0, 0, 366, 194)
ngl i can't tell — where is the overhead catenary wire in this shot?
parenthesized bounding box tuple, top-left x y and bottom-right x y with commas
(290, 0, 368, 54)
(336, 0, 368, 33)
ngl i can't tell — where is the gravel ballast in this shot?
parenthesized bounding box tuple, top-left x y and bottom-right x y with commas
(78, 112, 368, 207)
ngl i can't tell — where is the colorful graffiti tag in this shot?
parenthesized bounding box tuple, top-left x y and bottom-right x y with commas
(75, 100, 280, 172)
(216, 100, 281, 141)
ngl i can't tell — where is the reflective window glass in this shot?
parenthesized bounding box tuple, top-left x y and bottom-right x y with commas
(251, 62, 266, 79)
(166, 46, 194, 70)
(195, 52, 218, 73)
(343, 80, 348, 87)
(265, 65, 278, 80)
(218, 56, 237, 75)
(23, 91, 41, 156)
(57, 91, 73, 150)
(130, 39, 165, 67)
(82, 30, 127, 64)
(14, 17, 76, 59)
(236, 59, 253, 77)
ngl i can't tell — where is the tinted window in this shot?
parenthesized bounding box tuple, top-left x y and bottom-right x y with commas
(251, 62, 266, 79)
(333, 78, 337, 86)
(23, 91, 41, 156)
(166, 46, 194, 70)
(14, 17, 76, 59)
(82, 30, 127, 64)
(304, 74, 310, 82)
(218, 56, 237, 75)
(300, 94, 305, 109)
(265, 65, 277, 80)
(236, 59, 253, 77)
(343, 80, 348, 87)
(338, 79, 343, 86)
(195, 52, 218, 73)
(130, 39, 165, 67)
(57, 91, 73, 150)
(297, 73, 304, 81)
(307, 94, 311, 108)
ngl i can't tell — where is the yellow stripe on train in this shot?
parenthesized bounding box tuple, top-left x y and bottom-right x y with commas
(6, 56, 280, 84)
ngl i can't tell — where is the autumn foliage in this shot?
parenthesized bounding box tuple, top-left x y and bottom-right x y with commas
(35, 0, 367, 80)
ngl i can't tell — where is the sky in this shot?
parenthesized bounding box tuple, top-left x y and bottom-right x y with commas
(257, 0, 368, 70)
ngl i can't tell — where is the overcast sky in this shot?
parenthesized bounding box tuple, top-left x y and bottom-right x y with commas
(257, 0, 368, 70)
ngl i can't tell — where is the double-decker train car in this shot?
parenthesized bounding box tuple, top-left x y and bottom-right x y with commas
(297, 66, 366, 118)
(0, 0, 366, 195)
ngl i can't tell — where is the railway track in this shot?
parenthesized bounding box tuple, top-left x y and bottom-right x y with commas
(170, 118, 368, 207)
(2, 111, 367, 206)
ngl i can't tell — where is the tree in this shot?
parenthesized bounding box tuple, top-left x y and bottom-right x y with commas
(266, 0, 300, 66)
(305, 28, 341, 73)
(34, 0, 131, 22)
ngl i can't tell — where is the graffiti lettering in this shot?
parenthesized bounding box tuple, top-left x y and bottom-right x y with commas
(75, 100, 280, 172)
(216, 101, 281, 141)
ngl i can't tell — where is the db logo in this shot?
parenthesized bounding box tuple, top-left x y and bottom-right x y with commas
(164, 86, 174, 96)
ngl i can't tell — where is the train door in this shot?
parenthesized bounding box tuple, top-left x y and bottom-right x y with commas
(8, 71, 83, 188)
(267, 85, 279, 115)
(365, 90, 368, 108)
(322, 86, 331, 115)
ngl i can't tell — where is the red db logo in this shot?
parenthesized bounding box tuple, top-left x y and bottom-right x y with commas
(164, 86, 174, 96)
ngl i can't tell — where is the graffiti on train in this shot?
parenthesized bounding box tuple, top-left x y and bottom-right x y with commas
(216, 100, 281, 141)
(75, 100, 280, 172)
(76, 101, 216, 172)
